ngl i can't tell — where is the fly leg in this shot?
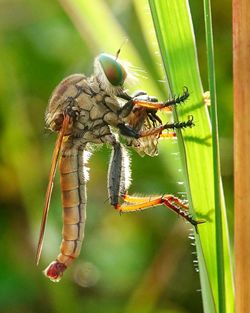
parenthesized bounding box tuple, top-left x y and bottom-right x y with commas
(106, 136, 203, 229)
(119, 194, 205, 230)
(107, 140, 131, 208)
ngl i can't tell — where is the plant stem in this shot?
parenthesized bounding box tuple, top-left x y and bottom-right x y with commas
(233, 0, 250, 311)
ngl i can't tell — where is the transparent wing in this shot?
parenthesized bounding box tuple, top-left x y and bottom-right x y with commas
(36, 115, 70, 265)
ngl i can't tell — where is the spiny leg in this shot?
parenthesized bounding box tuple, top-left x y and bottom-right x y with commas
(122, 194, 189, 211)
(138, 115, 194, 138)
(119, 194, 204, 229)
(132, 87, 189, 110)
(117, 87, 189, 119)
(118, 115, 193, 141)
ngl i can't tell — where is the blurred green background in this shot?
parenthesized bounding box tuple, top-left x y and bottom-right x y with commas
(0, 0, 232, 312)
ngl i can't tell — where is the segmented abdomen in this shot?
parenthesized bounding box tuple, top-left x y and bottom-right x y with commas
(44, 145, 88, 282)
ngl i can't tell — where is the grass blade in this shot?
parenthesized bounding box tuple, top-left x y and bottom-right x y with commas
(149, 1, 234, 312)
(203, 0, 225, 312)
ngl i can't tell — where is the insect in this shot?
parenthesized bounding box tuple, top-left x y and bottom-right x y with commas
(36, 51, 203, 282)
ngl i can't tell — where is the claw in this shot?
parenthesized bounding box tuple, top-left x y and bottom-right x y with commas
(174, 86, 189, 104)
(191, 219, 206, 233)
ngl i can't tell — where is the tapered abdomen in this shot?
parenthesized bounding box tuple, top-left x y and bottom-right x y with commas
(44, 146, 88, 282)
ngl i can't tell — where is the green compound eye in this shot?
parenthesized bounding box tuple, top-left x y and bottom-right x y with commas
(98, 53, 127, 86)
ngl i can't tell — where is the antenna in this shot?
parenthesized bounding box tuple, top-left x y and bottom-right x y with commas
(115, 38, 128, 60)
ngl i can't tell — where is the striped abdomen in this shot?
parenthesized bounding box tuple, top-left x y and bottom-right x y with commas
(44, 145, 88, 282)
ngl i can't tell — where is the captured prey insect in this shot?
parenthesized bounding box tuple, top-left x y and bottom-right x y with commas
(36, 51, 204, 282)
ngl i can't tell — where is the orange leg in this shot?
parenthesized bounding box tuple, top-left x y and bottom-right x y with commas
(160, 132, 176, 139)
(122, 194, 188, 210)
(133, 100, 172, 110)
(117, 194, 205, 230)
(138, 116, 193, 138)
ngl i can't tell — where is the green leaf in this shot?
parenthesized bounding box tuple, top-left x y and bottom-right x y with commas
(149, 1, 234, 312)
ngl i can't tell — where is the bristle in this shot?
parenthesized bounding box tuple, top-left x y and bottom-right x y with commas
(121, 146, 132, 191)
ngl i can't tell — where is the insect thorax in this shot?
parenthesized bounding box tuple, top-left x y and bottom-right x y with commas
(45, 73, 125, 147)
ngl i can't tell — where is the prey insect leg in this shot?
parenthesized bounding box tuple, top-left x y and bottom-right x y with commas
(160, 132, 176, 139)
(132, 87, 189, 110)
(137, 115, 194, 138)
(118, 115, 193, 140)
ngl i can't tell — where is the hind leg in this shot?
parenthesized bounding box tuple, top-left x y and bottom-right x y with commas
(107, 141, 203, 229)
(118, 194, 205, 230)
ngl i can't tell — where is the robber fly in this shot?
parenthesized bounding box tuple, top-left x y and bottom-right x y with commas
(36, 51, 203, 282)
